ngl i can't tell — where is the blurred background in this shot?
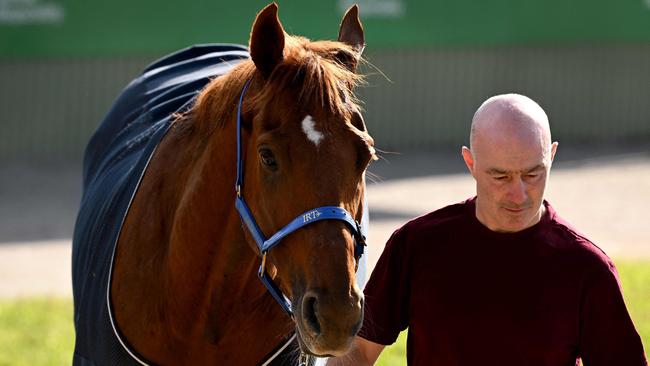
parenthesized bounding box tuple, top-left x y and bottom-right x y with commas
(2, 0, 650, 162)
(1, 0, 649, 364)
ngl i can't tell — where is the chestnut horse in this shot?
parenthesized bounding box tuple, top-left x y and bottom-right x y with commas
(71, 3, 375, 365)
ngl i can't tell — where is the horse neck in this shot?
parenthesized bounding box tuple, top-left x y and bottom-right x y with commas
(112, 93, 293, 363)
(165, 114, 295, 360)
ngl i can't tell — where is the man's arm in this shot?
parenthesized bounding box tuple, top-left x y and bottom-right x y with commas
(328, 227, 410, 365)
(579, 259, 647, 365)
(326, 336, 385, 366)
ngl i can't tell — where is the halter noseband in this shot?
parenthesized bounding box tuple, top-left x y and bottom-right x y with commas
(234, 79, 366, 316)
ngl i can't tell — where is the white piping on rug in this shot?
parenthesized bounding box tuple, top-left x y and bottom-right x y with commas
(106, 124, 171, 366)
(260, 333, 298, 366)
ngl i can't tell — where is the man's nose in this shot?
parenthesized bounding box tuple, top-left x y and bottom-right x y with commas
(508, 178, 528, 204)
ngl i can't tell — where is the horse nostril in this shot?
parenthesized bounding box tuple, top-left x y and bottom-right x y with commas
(302, 294, 321, 336)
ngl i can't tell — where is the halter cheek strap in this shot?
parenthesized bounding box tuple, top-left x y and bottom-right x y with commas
(234, 79, 366, 316)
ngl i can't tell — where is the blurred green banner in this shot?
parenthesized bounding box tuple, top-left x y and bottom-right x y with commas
(1, 0, 650, 58)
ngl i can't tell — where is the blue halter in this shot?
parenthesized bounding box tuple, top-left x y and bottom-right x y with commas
(234, 79, 366, 316)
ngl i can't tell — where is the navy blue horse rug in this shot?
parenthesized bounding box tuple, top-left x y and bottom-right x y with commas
(70, 44, 258, 366)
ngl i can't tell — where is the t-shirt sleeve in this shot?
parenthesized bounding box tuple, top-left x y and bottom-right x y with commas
(357, 226, 411, 345)
(579, 258, 648, 366)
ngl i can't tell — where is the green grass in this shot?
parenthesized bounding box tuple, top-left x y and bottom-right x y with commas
(617, 261, 650, 346)
(0, 260, 647, 365)
(377, 259, 650, 365)
(0, 297, 74, 366)
(376, 330, 408, 366)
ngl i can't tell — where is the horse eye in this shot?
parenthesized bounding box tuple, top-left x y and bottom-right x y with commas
(259, 148, 277, 169)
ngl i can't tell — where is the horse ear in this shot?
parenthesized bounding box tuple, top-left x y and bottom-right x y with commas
(250, 3, 286, 78)
(338, 5, 365, 55)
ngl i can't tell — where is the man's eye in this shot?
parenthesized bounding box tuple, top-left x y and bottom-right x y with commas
(494, 176, 508, 181)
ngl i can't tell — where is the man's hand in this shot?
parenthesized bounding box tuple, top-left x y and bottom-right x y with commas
(326, 336, 385, 366)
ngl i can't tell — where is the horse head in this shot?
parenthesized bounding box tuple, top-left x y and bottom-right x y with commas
(239, 3, 375, 357)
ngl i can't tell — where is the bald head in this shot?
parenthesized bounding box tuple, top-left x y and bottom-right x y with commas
(462, 94, 558, 232)
(470, 94, 552, 161)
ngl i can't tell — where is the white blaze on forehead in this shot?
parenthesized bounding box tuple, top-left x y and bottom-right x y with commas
(301, 115, 324, 146)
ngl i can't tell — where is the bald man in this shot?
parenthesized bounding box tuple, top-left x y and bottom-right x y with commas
(328, 94, 647, 365)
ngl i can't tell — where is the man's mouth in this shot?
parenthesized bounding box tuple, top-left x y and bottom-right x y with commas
(503, 206, 527, 214)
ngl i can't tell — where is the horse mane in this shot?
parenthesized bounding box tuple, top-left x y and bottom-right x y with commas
(187, 35, 364, 136)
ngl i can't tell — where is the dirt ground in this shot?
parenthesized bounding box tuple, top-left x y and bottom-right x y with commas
(1, 145, 649, 298)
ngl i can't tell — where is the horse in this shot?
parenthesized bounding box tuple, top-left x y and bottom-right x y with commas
(71, 3, 375, 365)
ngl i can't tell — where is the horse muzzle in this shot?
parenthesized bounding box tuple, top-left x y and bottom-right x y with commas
(294, 286, 364, 357)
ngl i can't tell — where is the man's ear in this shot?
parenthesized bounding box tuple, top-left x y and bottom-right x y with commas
(550, 141, 559, 163)
(461, 146, 476, 177)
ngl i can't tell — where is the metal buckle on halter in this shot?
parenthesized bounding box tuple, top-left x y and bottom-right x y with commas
(298, 352, 313, 366)
(259, 251, 268, 274)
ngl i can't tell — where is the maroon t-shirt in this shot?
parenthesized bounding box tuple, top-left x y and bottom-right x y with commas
(359, 198, 647, 366)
